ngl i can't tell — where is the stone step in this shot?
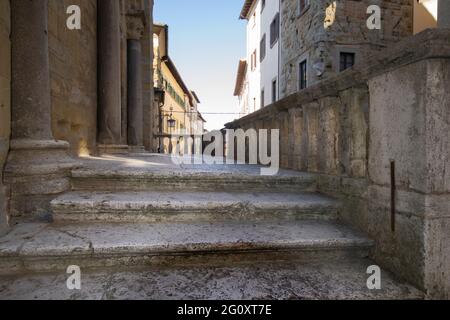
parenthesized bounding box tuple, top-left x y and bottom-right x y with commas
(71, 170, 316, 193)
(0, 220, 373, 274)
(51, 191, 340, 223)
(0, 258, 423, 300)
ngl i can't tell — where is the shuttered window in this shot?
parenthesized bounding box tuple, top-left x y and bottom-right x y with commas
(270, 13, 279, 47)
(260, 34, 266, 62)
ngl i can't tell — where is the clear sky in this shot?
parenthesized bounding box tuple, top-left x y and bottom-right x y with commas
(154, 0, 246, 131)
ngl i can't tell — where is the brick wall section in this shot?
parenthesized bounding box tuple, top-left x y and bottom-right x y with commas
(48, 0, 98, 156)
(0, 0, 11, 235)
(280, 0, 413, 98)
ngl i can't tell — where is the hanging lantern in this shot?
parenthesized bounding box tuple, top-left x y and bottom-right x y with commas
(167, 117, 176, 129)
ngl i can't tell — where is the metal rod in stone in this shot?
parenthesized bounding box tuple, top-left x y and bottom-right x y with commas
(390, 160, 396, 233)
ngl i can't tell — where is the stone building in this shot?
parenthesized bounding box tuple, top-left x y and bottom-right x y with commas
(279, 0, 416, 98)
(0, 0, 154, 226)
(233, 0, 437, 115)
(238, 0, 281, 114)
(153, 23, 199, 154)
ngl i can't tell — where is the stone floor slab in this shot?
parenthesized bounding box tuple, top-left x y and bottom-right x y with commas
(0, 258, 423, 300)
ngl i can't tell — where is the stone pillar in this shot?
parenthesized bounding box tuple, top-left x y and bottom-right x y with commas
(438, 0, 450, 28)
(5, 0, 78, 222)
(97, 0, 127, 154)
(126, 15, 145, 151)
(367, 30, 450, 299)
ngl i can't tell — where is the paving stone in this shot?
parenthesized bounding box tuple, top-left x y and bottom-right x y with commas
(0, 258, 423, 300)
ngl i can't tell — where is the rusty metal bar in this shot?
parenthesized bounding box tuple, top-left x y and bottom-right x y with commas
(390, 160, 396, 232)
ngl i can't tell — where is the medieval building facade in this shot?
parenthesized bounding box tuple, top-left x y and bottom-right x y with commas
(235, 0, 441, 113)
(153, 23, 205, 154)
(0, 0, 155, 228)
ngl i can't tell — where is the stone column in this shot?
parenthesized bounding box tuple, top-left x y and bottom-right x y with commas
(438, 0, 450, 28)
(97, 0, 127, 154)
(5, 0, 78, 222)
(126, 14, 145, 151)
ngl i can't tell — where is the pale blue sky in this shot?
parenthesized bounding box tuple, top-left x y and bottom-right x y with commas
(154, 0, 246, 131)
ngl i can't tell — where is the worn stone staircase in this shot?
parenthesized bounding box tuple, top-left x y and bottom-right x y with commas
(0, 154, 422, 299)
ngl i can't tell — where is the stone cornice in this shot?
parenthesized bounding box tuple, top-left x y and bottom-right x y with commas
(126, 13, 145, 40)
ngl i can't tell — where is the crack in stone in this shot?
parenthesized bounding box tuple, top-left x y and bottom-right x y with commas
(15, 224, 51, 255)
(54, 229, 94, 254)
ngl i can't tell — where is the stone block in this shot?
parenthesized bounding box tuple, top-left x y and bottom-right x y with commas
(368, 57, 450, 298)
(280, 0, 413, 98)
(424, 215, 450, 299)
(317, 97, 339, 175)
(369, 59, 450, 194)
(368, 184, 426, 290)
(48, 0, 98, 156)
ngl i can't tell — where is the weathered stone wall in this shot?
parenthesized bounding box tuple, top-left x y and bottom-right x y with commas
(227, 79, 370, 232)
(227, 29, 450, 298)
(48, 0, 98, 156)
(280, 0, 413, 98)
(0, 0, 11, 235)
(368, 58, 450, 299)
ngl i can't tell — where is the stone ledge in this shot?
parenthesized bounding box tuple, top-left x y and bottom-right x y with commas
(9, 139, 70, 151)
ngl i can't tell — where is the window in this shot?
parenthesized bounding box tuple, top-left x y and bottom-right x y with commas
(261, 89, 265, 108)
(340, 52, 355, 71)
(299, 0, 310, 15)
(251, 50, 257, 71)
(260, 35, 266, 62)
(299, 60, 307, 90)
(252, 12, 256, 28)
(270, 13, 280, 47)
(272, 79, 277, 103)
(261, 0, 266, 13)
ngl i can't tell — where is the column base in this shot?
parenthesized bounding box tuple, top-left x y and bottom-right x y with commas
(128, 145, 146, 155)
(4, 139, 81, 222)
(97, 144, 130, 155)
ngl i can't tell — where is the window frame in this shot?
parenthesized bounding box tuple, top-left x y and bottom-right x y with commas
(251, 49, 257, 71)
(271, 78, 277, 103)
(261, 88, 265, 109)
(260, 34, 266, 62)
(298, 0, 311, 17)
(270, 13, 280, 48)
(339, 51, 356, 72)
(299, 60, 308, 90)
